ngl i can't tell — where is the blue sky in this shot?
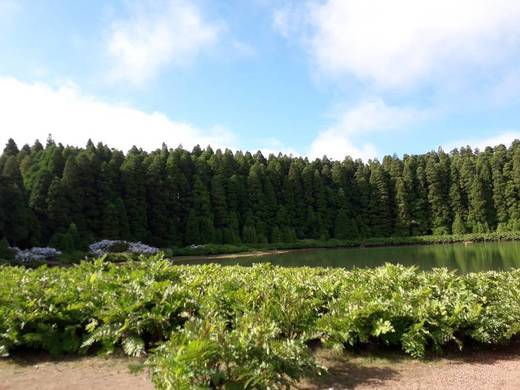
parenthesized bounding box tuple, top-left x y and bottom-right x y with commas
(1, 0, 520, 160)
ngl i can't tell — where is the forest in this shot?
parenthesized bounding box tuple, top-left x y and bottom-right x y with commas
(1, 137, 519, 251)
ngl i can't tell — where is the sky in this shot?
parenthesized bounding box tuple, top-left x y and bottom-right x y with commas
(1, 0, 520, 161)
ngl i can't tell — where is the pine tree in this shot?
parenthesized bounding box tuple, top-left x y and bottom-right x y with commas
(395, 177, 412, 236)
(2, 136, 520, 250)
(491, 145, 509, 229)
(121, 150, 148, 241)
(425, 153, 451, 234)
(449, 160, 467, 234)
(354, 164, 371, 237)
(333, 188, 357, 239)
(188, 176, 215, 244)
(247, 163, 268, 242)
(242, 214, 257, 243)
(211, 174, 228, 231)
(467, 173, 490, 232)
(0, 237, 14, 260)
(368, 163, 393, 237)
(146, 154, 170, 246)
(185, 209, 201, 244)
(0, 139, 19, 172)
(1, 156, 31, 245)
(46, 177, 69, 232)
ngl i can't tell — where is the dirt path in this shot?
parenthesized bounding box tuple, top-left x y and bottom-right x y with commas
(299, 345, 520, 390)
(172, 248, 299, 262)
(0, 354, 153, 390)
(2, 346, 520, 390)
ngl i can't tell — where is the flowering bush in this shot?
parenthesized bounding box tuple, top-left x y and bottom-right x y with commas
(89, 240, 129, 256)
(89, 240, 159, 256)
(12, 247, 62, 263)
(128, 242, 160, 255)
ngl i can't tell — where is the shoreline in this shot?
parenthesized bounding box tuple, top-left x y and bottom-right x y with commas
(172, 248, 322, 262)
(170, 232, 520, 261)
(3, 232, 520, 266)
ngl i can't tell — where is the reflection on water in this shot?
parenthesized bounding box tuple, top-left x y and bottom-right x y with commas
(176, 241, 520, 273)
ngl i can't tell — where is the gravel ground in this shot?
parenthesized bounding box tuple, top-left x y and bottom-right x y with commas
(0, 354, 152, 390)
(1, 345, 520, 390)
(299, 343, 520, 389)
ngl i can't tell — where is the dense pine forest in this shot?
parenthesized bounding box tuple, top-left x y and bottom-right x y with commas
(1, 137, 519, 251)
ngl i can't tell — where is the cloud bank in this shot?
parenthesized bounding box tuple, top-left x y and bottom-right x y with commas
(0, 77, 236, 152)
(444, 131, 520, 153)
(309, 99, 424, 160)
(278, 0, 520, 89)
(107, 0, 222, 85)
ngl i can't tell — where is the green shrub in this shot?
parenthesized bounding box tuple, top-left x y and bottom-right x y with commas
(149, 316, 317, 389)
(0, 238, 14, 261)
(2, 257, 520, 387)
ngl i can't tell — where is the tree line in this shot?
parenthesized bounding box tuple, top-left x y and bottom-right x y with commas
(1, 137, 519, 251)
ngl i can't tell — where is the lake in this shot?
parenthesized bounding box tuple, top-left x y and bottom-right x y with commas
(174, 241, 520, 272)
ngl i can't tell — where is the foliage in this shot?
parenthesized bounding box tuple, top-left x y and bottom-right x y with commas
(9, 246, 62, 265)
(89, 240, 159, 256)
(2, 256, 520, 387)
(2, 139, 520, 250)
(0, 238, 15, 261)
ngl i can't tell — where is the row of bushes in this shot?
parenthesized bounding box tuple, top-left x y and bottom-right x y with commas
(169, 231, 520, 257)
(0, 238, 159, 266)
(2, 256, 520, 388)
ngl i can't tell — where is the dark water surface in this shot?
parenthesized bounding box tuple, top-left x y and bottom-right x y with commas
(175, 241, 520, 272)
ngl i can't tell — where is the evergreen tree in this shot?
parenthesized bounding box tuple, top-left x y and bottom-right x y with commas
(146, 154, 170, 246)
(0, 237, 14, 260)
(121, 150, 148, 241)
(189, 176, 215, 244)
(449, 160, 467, 234)
(467, 173, 490, 232)
(46, 177, 69, 232)
(1, 156, 31, 245)
(2, 136, 520, 250)
(425, 153, 451, 234)
(395, 177, 412, 236)
(491, 145, 509, 229)
(367, 163, 393, 237)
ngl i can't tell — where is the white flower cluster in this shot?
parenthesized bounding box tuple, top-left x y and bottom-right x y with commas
(127, 241, 160, 255)
(12, 247, 62, 263)
(88, 240, 127, 256)
(89, 240, 159, 256)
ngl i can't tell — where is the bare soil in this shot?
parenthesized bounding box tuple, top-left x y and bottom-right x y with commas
(2, 345, 520, 390)
(0, 353, 153, 390)
(298, 342, 520, 390)
(173, 248, 297, 261)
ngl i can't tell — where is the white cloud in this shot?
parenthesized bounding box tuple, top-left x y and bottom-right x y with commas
(444, 131, 520, 152)
(0, 77, 237, 152)
(278, 0, 520, 89)
(254, 137, 298, 157)
(309, 99, 424, 160)
(107, 0, 222, 85)
(310, 130, 377, 161)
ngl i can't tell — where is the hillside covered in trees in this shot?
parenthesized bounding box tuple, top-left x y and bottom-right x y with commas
(1, 137, 519, 251)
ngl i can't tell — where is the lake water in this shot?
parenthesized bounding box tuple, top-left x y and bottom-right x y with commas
(175, 241, 520, 273)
